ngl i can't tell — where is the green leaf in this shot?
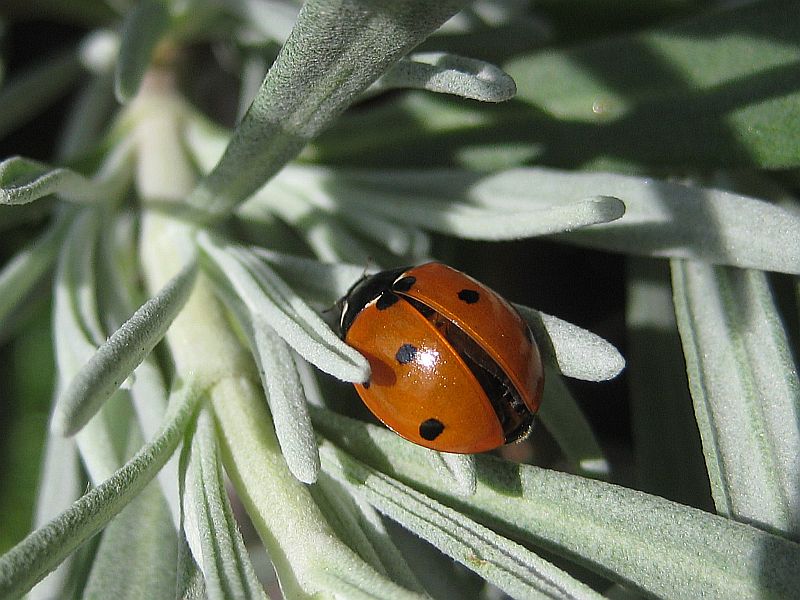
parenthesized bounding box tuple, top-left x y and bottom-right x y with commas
(0, 381, 203, 599)
(208, 357, 424, 599)
(366, 52, 516, 102)
(250, 247, 368, 306)
(537, 366, 609, 479)
(0, 141, 132, 206)
(52, 210, 105, 381)
(427, 452, 477, 497)
(82, 433, 178, 600)
(321, 442, 604, 600)
(58, 70, 117, 161)
(0, 214, 71, 326)
(181, 408, 268, 600)
(517, 304, 626, 382)
(313, 408, 800, 600)
(244, 189, 375, 264)
(52, 253, 198, 436)
(550, 170, 800, 275)
(115, 0, 172, 102)
(259, 165, 625, 240)
(186, 0, 469, 220)
(0, 51, 82, 139)
(310, 473, 425, 592)
(198, 232, 370, 383)
(98, 211, 180, 524)
(314, 2, 800, 171)
(324, 166, 800, 275)
(671, 260, 800, 539)
(217, 285, 320, 484)
(0, 157, 107, 205)
(27, 431, 82, 600)
(505, 0, 800, 169)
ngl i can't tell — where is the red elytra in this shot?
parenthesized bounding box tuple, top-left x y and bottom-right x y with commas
(339, 262, 544, 453)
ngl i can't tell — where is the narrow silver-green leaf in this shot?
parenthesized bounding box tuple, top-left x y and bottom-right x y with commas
(321, 442, 603, 600)
(0, 382, 203, 599)
(198, 232, 369, 383)
(98, 210, 181, 525)
(82, 432, 178, 600)
(671, 260, 800, 539)
(535, 169, 800, 274)
(52, 254, 198, 436)
(314, 408, 800, 600)
(321, 166, 800, 274)
(252, 191, 374, 264)
(186, 0, 468, 219)
(115, 0, 172, 102)
(311, 473, 424, 592)
(316, 182, 626, 240)
(0, 51, 82, 139)
(249, 317, 320, 484)
(249, 248, 366, 305)
(537, 366, 609, 479)
(52, 210, 104, 383)
(0, 214, 71, 324)
(427, 452, 476, 497)
(210, 280, 320, 483)
(74, 391, 133, 485)
(0, 157, 110, 205)
(366, 52, 516, 102)
(182, 408, 268, 600)
(517, 304, 626, 382)
(28, 421, 82, 600)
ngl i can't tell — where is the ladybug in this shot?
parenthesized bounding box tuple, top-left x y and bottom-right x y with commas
(338, 262, 544, 453)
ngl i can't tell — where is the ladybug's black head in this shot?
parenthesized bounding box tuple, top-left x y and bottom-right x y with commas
(338, 266, 408, 337)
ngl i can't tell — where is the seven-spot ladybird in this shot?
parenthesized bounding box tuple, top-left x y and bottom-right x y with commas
(338, 262, 544, 453)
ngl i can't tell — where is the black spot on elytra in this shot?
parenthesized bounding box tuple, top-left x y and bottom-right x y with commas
(393, 275, 416, 293)
(362, 379, 370, 389)
(419, 418, 445, 441)
(458, 289, 480, 304)
(376, 292, 399, 311)
(395, 343, 417, 364)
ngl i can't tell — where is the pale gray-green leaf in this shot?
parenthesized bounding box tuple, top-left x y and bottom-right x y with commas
(517, 304, 625, 381)
(0, 214, 71, 325)
(671, 260, 800, 539)
(115, 0, 172, 102)
(280, 166, 625, 239)
(313, 408, 800, 600)
(0, 157, 109, 205)
(0, 382, 203, 599)
(186, 0, 468, 219)
(312, 474, 424, 592)
(52, 254, 198, 437)
(52, 210, 104, 383)
(537, 366, 609, 479)
(249, 248, 367, 304)
(366, 52, 516, 102)
(427, 452, 476, 497)
(28, 422, 82, 600)
(198, 232, 369, 382)
(533, 169, 800, 274)
(82, 434, 178, 600)
(182, 408, 268, 600)
(321, 442, 603, 600)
